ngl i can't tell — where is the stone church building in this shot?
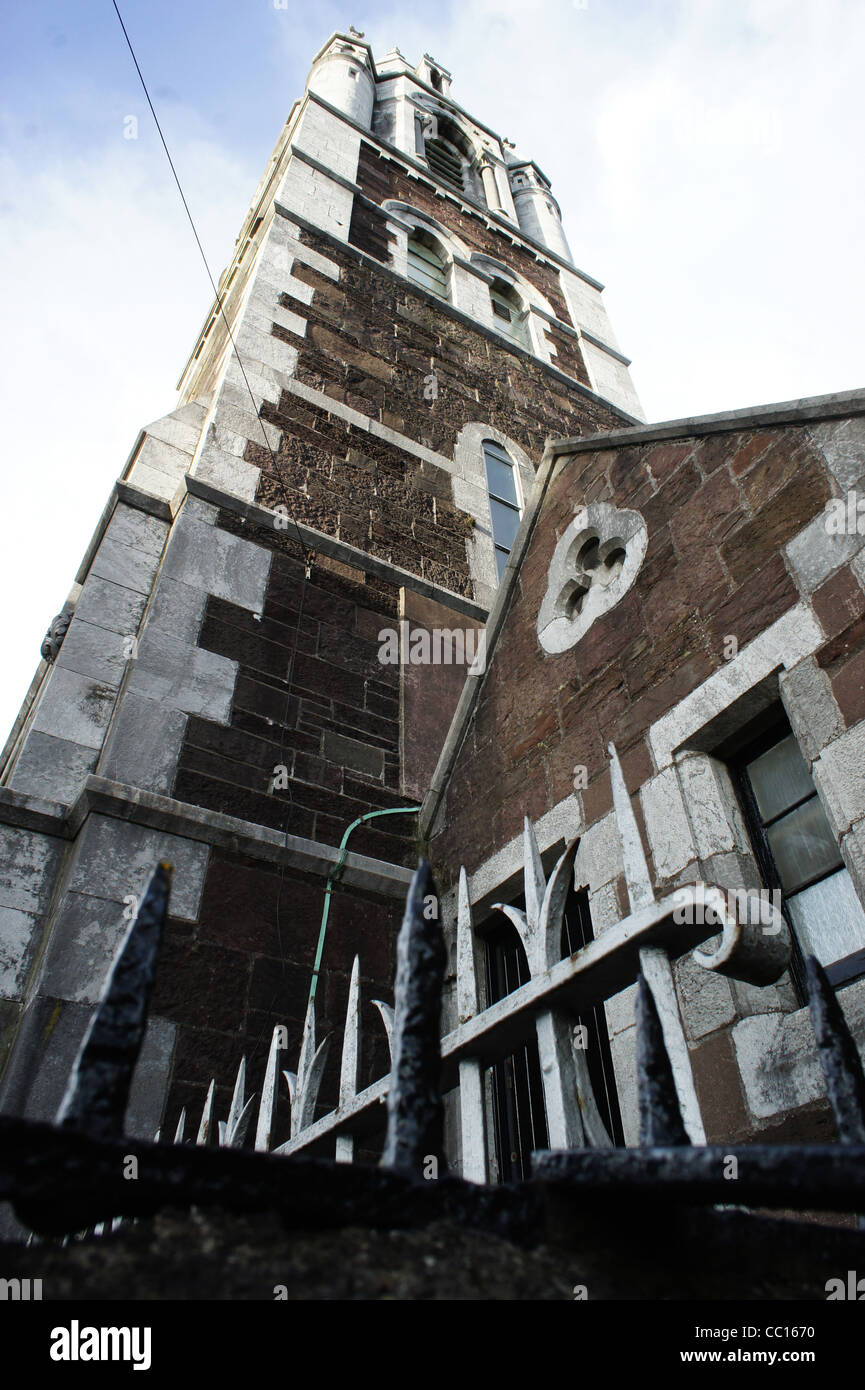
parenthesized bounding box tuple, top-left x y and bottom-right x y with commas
(1, 31, 864, 1189)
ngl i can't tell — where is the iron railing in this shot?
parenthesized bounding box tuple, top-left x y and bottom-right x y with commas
(2, 740, 865, 1245)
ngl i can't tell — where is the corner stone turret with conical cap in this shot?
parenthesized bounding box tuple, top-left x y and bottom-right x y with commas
(507, 157, 574, 265)
(306, 31, 376, 128)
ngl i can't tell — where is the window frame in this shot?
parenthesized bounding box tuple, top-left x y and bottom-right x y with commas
(482, 439, 522, 582)
(730, 717, 865, 995)
(489, 278, 529, 349)
(405, 229, 449, 301)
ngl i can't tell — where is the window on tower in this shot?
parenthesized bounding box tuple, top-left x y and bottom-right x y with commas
(489, 279, 528, 349)
(419, 113, 487, 205)
(424, 133, 466, 193)
(483, 439, 522, 582)
(406, 230, 449, 300)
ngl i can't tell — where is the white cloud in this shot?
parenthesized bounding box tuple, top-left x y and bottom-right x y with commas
(0, 123, 251, 740)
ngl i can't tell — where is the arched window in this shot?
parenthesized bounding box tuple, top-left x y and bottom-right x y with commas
(406, 230, 448, 300)
(483, 439, 521, 581)
(489, 279, 528, 348)
(424, 134, 465, 193)
(420, 114, 488, 204)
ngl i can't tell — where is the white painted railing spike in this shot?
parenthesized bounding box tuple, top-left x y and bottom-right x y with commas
(457, 867, 480, 1022)
(196, 1079, 215, 1147)
(339, 957, 360, 1108)
(287, 995, 331, 1138)
(523, 816, 546, 932)
(371, 999, 395, 1060)
(255, 1026, 284, 1153)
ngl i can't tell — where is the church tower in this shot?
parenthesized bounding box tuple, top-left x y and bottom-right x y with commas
(0, 33, 641, 1153)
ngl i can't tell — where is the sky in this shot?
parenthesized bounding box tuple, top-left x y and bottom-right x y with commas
(0, 0, 863, 742)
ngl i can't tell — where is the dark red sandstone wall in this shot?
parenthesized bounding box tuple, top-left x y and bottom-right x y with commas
(353, 143, 587, 368)
(429, 423, 846, 890)
(401, 588, 484, 802)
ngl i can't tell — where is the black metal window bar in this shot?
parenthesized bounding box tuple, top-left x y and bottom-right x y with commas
(485, 883, 624, 1181)
(485, 912, 549, 1183)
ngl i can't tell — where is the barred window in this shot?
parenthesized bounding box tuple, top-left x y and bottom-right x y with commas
(484, 881, 623, 1182)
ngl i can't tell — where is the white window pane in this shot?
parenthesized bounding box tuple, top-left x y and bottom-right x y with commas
(483, 439, 512, 462)
(490, 497, 520, 550)
(747, 734, 814, 822)
(485, 454, 517, 505)
(495, 547, 509, 581)
(766, 796, 843, 893)
(787, 869, 865, 968)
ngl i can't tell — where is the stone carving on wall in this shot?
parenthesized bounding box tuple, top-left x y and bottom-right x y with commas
(40, 610, 73, 663)
(537, 501, 647, 654)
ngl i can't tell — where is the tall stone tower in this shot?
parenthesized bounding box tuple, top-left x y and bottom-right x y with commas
(0, 34, 641, 1153)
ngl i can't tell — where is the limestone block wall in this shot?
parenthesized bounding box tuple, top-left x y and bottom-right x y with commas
(5, 501, 171, 805)
(0, 478, 427, 1148)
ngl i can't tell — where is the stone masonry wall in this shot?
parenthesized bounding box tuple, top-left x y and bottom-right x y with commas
(431, 420, 840, 877)
(353, 142, 587, 364)
(171, 511, 418, 865)
(153, 848, 398, 1154)
(427, 405, 865, 1146)
(247, 218, 620, 598)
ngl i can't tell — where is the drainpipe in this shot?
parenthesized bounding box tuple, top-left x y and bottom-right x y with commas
(308, 805, 420, 1006)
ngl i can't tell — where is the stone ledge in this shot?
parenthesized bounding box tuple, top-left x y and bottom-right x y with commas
(280, 376, 455, 474)
(0, 779, 414, 899)
(183, 473, 489, 622)
(0, 788, 68, 838)
(580, 329, 632, 367)
(115, 480, 176, 522)
(551, 387, 865, 456)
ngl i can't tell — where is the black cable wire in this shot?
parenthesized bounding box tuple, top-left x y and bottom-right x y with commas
(110, 2, 314, 1066)
(110, 0, 312, 573)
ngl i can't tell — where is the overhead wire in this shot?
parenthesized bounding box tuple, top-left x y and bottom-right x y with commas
(110, 2, 314, 1038)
